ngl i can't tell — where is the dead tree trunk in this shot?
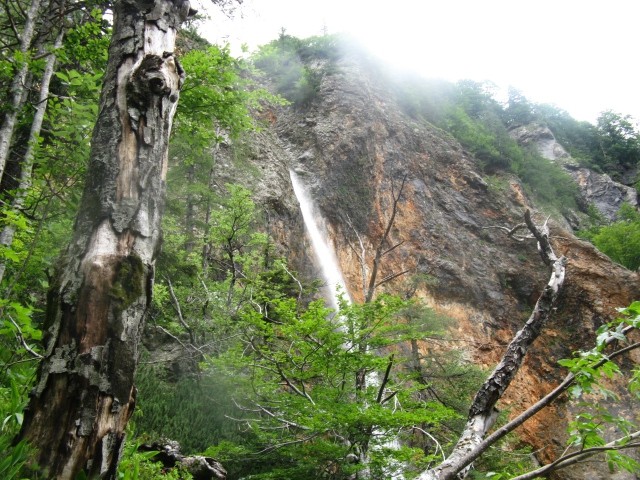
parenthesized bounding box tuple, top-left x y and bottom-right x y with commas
(418, 211, 567, 480)
(17, 1, 190, 478)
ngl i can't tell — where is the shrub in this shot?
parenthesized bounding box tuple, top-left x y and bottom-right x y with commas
(579, 203, 640, 270)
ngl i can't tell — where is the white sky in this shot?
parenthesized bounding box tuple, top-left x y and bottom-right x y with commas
(198, 0, 640, 124)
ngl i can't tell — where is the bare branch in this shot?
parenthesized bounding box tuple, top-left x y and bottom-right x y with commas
(412, 426, 447, 463)
(440, 339, 640, 478)
(525, 210, 557, 265)
(155, 325, 188, 350)
(165, 276, 195, 345)
(254, 433, 321, 454)
(365, 174, 408, 303)
(7, 314, 42, 359)
(279, 261, 304, 302)
(380, 391, 398, 405)
(345, 213, 369, 296)
(381, 240, 405, 257)
(374, 269, 412, 290)
(376, 354, 394, 404)
(480, 223, 531, 242)
(275, 364, 316, 405)
(511, 432, 640, 480)
(255, 403, 311, 431)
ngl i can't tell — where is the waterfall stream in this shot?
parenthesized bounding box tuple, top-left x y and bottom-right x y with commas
(290, 169, 404, 479)
(289, 170, 351, 310)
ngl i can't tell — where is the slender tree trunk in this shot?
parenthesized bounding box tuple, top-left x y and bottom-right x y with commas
(17, 1, 190, 478)
(0, 0, 45, 184)
(201, 131, 221, 273)
(184, 163, 197, 252)
(0, 25, 64, 284)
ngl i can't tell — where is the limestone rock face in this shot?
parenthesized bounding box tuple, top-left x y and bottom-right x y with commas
(569, 166, 638, 220)
(510, 122, 638, 221)
(224, 51, 640, 478)
(510, 123, 572, 162)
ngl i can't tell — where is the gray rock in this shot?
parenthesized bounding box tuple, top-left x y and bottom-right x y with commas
(570, 167, 638, 221)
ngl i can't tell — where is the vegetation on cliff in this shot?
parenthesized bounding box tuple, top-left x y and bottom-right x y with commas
(579, 203, 640, 270)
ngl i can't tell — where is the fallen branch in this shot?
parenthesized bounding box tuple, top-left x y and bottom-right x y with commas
(511, 431, 640, 480)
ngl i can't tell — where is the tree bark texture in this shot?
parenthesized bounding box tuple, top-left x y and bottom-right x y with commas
(18, 1, 189, 478)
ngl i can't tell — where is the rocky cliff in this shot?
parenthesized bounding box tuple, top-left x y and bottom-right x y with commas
(510, 123, 638, 222)
(215, 44, 640, 478)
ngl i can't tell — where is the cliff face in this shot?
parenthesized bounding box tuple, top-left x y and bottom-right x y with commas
(219, 47, 640, 477)
(510, 122, 639, 221)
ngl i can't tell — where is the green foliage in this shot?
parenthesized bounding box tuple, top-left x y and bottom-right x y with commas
(555, 302, 640, 475)
(143, 165, 488, 479)
(0, 4, 106, 328)
(0, 208, 32, 271)
(438, 81, 522, 172)
(2, 14, 638, 478)
(0, 368, 35, 480)
(176, 44, 274, 145)
(60, 9, 110, 67)
(442, 105, 512, 171)
(503, 88, 537, 128)
(535, 104, 599, 167)
(0, 373, 29, 436)
(391, 78, 581, 214)
(203, 289, 475, 479)
(117, 439, 192, 480)
(500, 92, 640, 183)
(512, 148, 579, 214)
(0, 437, 32, 480)
(166, 42, 282, 260)
(594, 111, 640, 180)
(207, 184, 262, 253)
(252, 33, 340, 106)
(0, 11, 282, 478)
(134, 364, 249, 454)
(579, 203, 640, 270)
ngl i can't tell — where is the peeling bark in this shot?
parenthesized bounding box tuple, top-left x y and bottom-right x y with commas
(17, 1, 190, 478)
(418, 211, 567, 480)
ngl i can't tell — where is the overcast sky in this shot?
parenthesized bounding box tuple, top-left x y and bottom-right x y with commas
(199, 0, 639, 124)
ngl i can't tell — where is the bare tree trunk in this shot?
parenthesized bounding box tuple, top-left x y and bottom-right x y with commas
(17, 1, 190, 478)
(418, 211, 567, 480)
(0, 0, 45, 184)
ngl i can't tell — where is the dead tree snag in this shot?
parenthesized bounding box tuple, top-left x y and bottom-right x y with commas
(17, 1, 190, 478)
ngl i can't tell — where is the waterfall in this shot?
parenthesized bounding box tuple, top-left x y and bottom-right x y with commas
(289, 170, 351, 310)
(290, 169, 405, 480)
